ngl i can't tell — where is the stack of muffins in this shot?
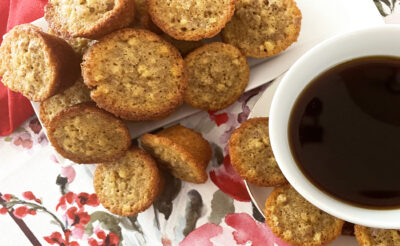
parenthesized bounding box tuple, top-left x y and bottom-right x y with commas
(0, 0, 352, 243)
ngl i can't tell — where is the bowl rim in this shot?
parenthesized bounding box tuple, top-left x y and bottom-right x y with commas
(269, 24, 400, 229)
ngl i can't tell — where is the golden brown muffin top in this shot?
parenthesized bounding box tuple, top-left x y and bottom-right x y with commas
(264, 185, 344, 246)
(184, 42, 249, 111)
(222, 0, 301, 58)
(355, 225, 400, 246)
(229, 117, 286, 186)
(148, 0, 236, 41)
(82, 28, 187, 121)
(94, 147, 163, 216)
(47, 103, 131, 164)
(45, 0, 135, 39)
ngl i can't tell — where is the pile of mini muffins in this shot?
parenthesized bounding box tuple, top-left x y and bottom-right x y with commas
(3, 0, 391, 245)
(230, 117, 400, 246)
(0, 0, 302, 214)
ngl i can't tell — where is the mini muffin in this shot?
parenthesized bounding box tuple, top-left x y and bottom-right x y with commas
(94, 147, 163, 216)
(0, 24, 80, 102)
(184, 42, 249, 111)
(47, 103, 131, 164)
(229, 117, 286, 186)
(264, 185, 344, 246)
(355, 225, 400, 246)
(133, 0, 162, 33)
(140, 125, 212, 183)
(48, 28, 93, 56)
(222, 0, 302, 58)
(162, 34, 204, 57)
(45, 0, 135, 39)
(147, 0, 236, 41)
(39, 78, 91, 127)
(82, 28, 187, 121)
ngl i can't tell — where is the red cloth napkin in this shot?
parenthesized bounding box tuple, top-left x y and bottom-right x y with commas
(0, 0, 48, 136)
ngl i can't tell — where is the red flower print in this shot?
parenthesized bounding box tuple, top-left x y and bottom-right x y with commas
(225, 213, 291, 246)
(51, 154, 60, 163)
(56, 192, 76, 211)
(76, 192, 99, 208)
(89, 231, 120, 246)
(22, 191, 41, 203)
(208, 111, 229, 126)
(96, 230, 106, 240)
(44, 232, 64, 245)
(180, 223, 223, 246)
(88, 238, 100, 246)
(29, 118, 42, 134)
(2, 194, 12, 201)
(13, 206, 36, 219)
(210, 155, 250, 201)
(106, 233, 120, 246)
(44, 230, 79, 246)
(66, 192, 76, 204)
(66, 207, 90, 226)
(13, 136, 33, 149)
(162, 238, 172, 246)
(0, 207, 8, 214)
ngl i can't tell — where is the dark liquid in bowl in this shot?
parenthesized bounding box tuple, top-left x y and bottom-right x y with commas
(288, 56, 400, 209)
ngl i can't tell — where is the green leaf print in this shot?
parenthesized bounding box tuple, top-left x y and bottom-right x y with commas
(85, 211, 123, 245)
(208, 190, 234, 225)
(153, 172, 182, 220)
(211, 143, 224, 168)
(4, 137, 12, 142)
(374, 0, 389, 16)
(183, 190, 203, 236)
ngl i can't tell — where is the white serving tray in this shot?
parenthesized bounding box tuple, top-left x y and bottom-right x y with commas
(28, 0, 384, 168)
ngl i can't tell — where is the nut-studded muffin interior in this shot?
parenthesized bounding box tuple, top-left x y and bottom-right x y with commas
(264, 185, 344, 246)
(48, 103, 130, 163)
(355, 225, 400, 246)
(0, 26, 53, 101)
(222, 0, 301, 57)
(229, 117, 286, 186)
(184, 42, 249, 110)
(82, 29, 186, 120)
(45, 0, 135, 39)
(94, 147, 162, 216)
(47, 0, 116, 34)
(148, 0, 236, 40)
(40, 78, 91, 126)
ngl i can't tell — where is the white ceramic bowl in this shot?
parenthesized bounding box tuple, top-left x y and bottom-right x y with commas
(269, 24, 400, 229)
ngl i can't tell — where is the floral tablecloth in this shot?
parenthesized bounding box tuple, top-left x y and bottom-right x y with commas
(0, 1, 399, 246)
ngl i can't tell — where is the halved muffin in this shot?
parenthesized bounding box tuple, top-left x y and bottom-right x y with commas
(0, 24, 80, 101)
(141, 125, 211, 183)
(229, 117, 286, 186)
(47, 103, 131, 164)
(39, 78, 91, 127)
(82, 28, 187, 121)
(222, 0, 302, 58)
(94, 147, 163, 216)
(45, 0, 135, 39)
(184, 42, 249, 111)
(264, 185, 344, 246)
(147, 0, 236, 41)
